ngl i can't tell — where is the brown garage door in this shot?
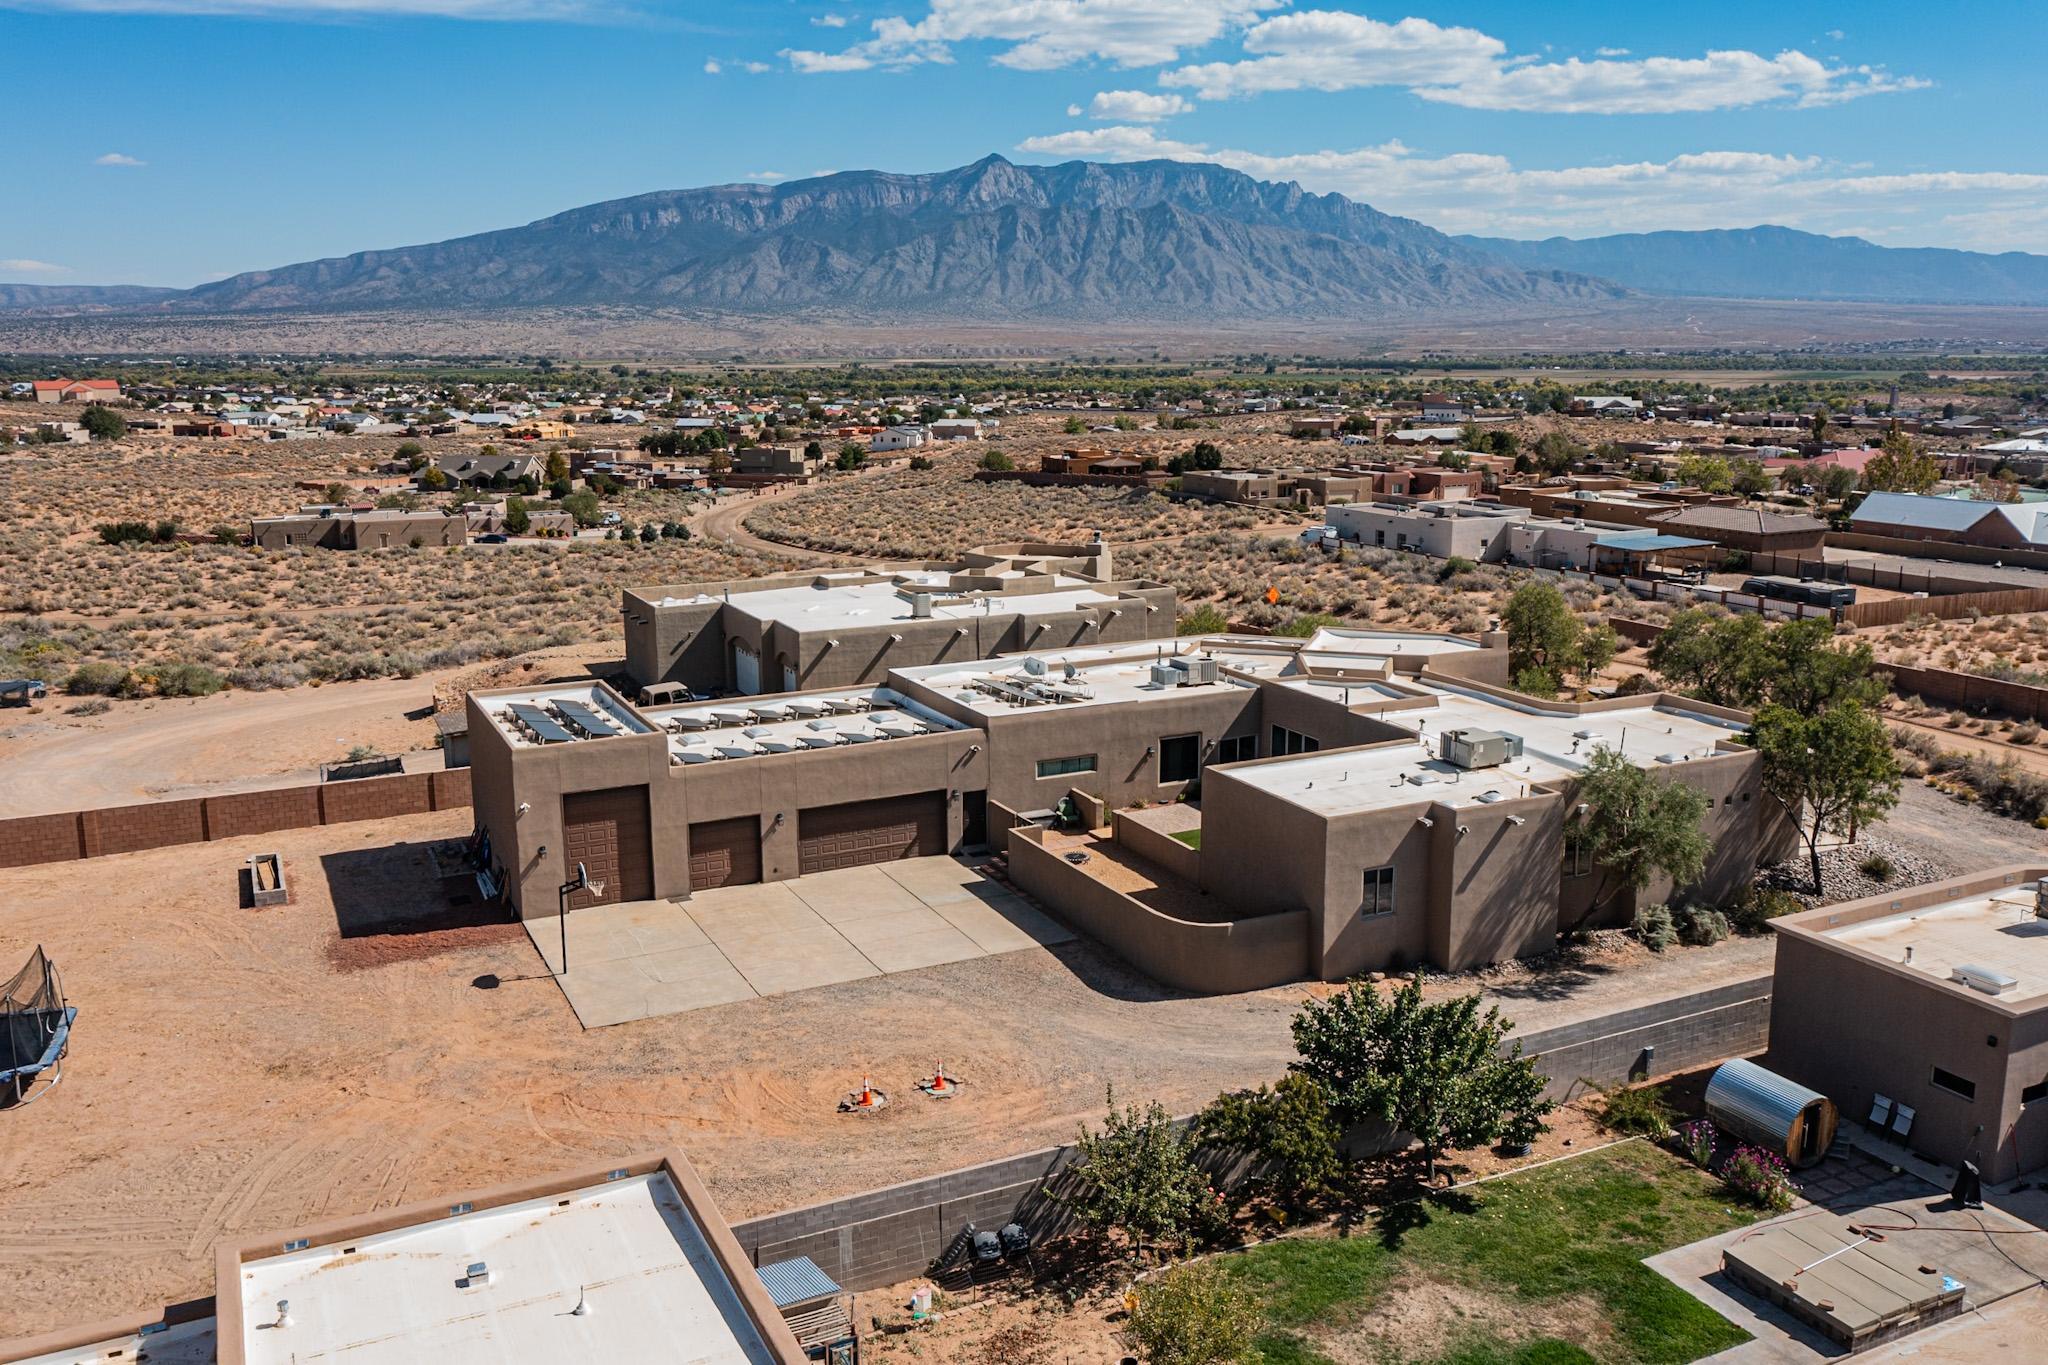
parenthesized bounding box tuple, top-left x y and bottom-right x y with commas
(687, 816, 761, 891)
(798, 793, 947, 875)
(561, 786, 652, 909)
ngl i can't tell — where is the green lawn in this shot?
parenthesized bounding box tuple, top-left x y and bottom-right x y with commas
(1222, 1143, 1757, 1365)
(1171, 829, 1203, 850)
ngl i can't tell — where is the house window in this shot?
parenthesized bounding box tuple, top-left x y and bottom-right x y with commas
(1931, 1067, 1977, 1101)
(1374, 529, 1386, 546)
(1362, 865, 1395, 917)
(1271, 726, 1321, 756)
(1159, 733, 1201, 785)
(1036, 754, 1097, 780)
(1213, 734, 1257, 765)
(1563, 832, 1593, 878)
(2024, 1079, 2048, 1106)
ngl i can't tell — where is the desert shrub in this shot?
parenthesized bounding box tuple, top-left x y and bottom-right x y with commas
(1437, 555, 1477, 581)
(154, 663, 224, 697)
(1676, 903, 1730, 947)
(96, 521, 156, 546)
(1632, 901, 1676, 952)
(1177, 604, 1230, 636)
(1124, 1262, 1261, 1365)
(1597, 1083, 1673, 1137)
(1889, 725, 1943, 762)
(1719, 1145, 1797, 1211)
(64, 661, 133, 696)
(67, 698, 111, 717)
(1273, 612, 1342, 638)
(978, 449, 1014, 473)
(1676, 1118, 1717, 1169)
(2014, 724, 2041, 746)
(1858, 852, 1896, 883)
(1513, 666, 1560, 699)
(227, 662, 307, 691)
(1729, 888, 1803, 935)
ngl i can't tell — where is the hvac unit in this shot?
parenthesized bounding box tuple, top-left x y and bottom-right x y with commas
(1439, 728, 1521, 771)
(1167, 656, 1221, 686)
(909, 593, 935, 619)
(1150, 663, 1183, 689)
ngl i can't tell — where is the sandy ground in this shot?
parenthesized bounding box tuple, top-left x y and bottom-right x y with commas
(0, 810, 1775, 1342)
(0, 675, 443, 815)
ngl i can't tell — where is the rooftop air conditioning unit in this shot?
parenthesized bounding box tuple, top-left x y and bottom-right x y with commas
(1440, 728, 1516, 771)
(1952, 963, 2020, 996)
(1150, 663, 1183, 689)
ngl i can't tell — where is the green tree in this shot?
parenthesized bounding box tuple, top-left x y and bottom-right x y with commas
(395, 439, 425, 462)
(979, 449, 1015, 473)
(1532, 430, 1581, 475)
(1676, 453, 1733, 495)
(1290, 974, 1550, 1181)
(1731, 457, 1773, 498)
(79, 404, 127, 441)
(835, 440, 867, 470)
(1503, 580, 1589, 694)
(1063, 415, 1087, 435)
(503, 497, 530, 535)
(1436, 448, 1472, 471)
(1124, 1263, 1261, 1365)
(420, 464, 449, 491)
(803, 440, 824, 461)
(1195, 1075, 1342, 1215)
(560, 490, 601, 526)
(1568, 745, 1714, 928)
(1810, 406, 1831, 445)
(1754, 702, 1901, 892)
(1648, 610, 1775, 709)
(1061, 1089, 1224, 1258)
(543, 448, 570, 483)
(1863, 427, 1940, 494)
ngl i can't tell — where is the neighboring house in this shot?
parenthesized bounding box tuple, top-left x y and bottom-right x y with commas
(508, 419, 575, 441)
(1645, 505, 1828, 555)
(1289, 415, 1343, 439)
(1181, 469, 1284, 504)
(31, 378, 120, 404)
(426, 452, 543, 488)
(1850, 491, 2048, 549)
(1570, 396, 1643, 418)
(927, 418, 985, 441)
(1328, 501, 1528, 561)
(1420, 394, 1471, 423)
(733, 444, 823, 478)
(251, 505, 468, 550)
(868, 425, 927, 452)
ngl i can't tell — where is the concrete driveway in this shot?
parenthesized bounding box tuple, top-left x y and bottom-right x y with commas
(525, 857, 1071, 1028)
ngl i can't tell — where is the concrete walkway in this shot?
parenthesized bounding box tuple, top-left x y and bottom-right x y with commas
(526, 857, 1071, 1028)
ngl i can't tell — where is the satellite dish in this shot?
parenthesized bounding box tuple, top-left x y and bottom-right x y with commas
(1022, 656, 1047, 677)
(1063, 661, 1078, 681)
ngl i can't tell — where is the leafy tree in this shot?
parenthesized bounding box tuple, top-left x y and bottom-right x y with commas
(1810, 406, 1831, 445)
(1124, 1263, 1261, 1365)
(1755, 702, 1901, 892)
(979, 449, 1015, 473)
(560, 490, 601, 526)
(79, 404, 126, 441)
(1648, 610, 1776, 709)
(1195, 1075, 1342, 1215)
(1436, 448, 1472, 471)
(1731, 457, 1773, 498)
(1061, 1089, 1225, 1258)
(803, 440, 824, 461)
(543, 448, 570, 483)
(1803, 462, 1860, 503)
(1503, 580, 1593, 694)
(1676, 453, 1733, 495)
(639, 523, 659, 543)
(1290, 974, 1550, 1181)
(1863, 427, 1940, 494)
(1063, 415, 1087, 435)
(420, 464, 449, 491)
(395, 439, 425, 460)
(834, 440, 867, 470)
(1575, 622, 1619, 687)
(1766, 617, 1885, 716)
(1567, 745, 1714, 928)
(1531, 430, 1581, 475)
(503, 497, 530, 535)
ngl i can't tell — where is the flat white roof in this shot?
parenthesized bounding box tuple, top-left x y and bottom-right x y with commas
(1224, 680, 1744, 817)
(649, 577, 1122, 633)
(1828, 885, 2048, 1003)
(899, 639, 1273, 716)
(649, 686, 962, 763)
(237, 1172, 779, 1365)
(12, 1318, 217, 1365)
(477, 683, 653, 748)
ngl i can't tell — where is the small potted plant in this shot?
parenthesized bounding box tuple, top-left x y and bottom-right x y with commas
(1499, 1106, 1545, 1158)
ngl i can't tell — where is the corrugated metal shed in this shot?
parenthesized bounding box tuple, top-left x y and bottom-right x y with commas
(1706, 1058, 1838, 1168)
(756, 1256, 840, 1309)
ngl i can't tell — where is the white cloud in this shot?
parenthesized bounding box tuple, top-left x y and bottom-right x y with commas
(1066, 102, 1083, 116)
(1159, 10, 1926, 113)
(1013, 125, 2048, 251)
(741, 59, 770, 73)
(1, 259, 68, 274)
(10, 0, 592, 16)
(812, 11, 847, 26)
(745, 170, 787, 182)
(93, 152, 146, 166)
(1087, 89, 1191, 120)
(785, 0, 1278, 73)
(703, 57, 721, 73)
(1595, 47, 1629, 57)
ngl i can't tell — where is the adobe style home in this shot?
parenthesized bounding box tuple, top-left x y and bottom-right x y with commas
(621, 539, 1172, 698)
(471, 550, 1783, 991)
(0, 1149, 804, 1365)
(250, 504, 467, 550)
(1768, 868, 2048, 1183)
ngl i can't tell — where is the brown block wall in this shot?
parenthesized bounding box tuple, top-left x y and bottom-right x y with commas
(319, 773, 433, 825)
(206, 787, 324, 840)
(80, 799, 207, 857)
(430, 767, 472, 809)
(0, 812, 85, 868)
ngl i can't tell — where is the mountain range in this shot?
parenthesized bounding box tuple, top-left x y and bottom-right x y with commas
(1457, 225, 2048, 307)
(7, 158, 2046, 320)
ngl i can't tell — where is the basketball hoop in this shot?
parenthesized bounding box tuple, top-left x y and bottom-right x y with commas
(587, 880, 606, 900)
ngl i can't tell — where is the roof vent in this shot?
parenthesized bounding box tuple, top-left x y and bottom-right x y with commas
(909, 592, 934, 619)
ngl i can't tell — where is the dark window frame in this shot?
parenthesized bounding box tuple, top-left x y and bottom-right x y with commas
(1159, 732, 1202, 785)
(1213, 734, 1257, 765)
(1362, 865, 1395, 917)
(1931, 1066, 1977, 1101)
(1035, 754, 1098, 780)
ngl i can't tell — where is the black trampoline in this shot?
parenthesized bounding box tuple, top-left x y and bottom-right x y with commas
(1, 946, 74, 1107)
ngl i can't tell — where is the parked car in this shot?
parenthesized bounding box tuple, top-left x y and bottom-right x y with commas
(1298, 525, 1338, 551)
(476, 533, 509, 544)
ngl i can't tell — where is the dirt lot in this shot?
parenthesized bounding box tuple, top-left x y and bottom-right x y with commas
(0, 810, 1780, 1342)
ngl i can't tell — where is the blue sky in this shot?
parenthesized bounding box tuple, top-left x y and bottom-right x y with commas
(5, 0, 2046, 287)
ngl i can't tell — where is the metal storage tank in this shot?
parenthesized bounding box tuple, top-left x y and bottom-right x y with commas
(1705, 1059, 1839, 1169)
